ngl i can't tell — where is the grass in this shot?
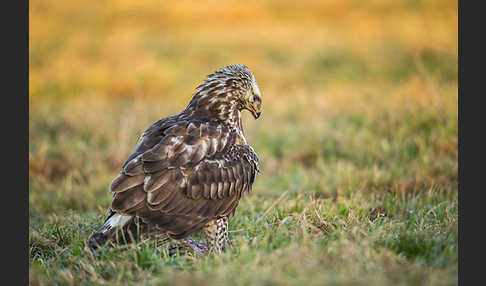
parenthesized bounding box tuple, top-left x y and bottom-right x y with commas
(30, 0, 457, 285)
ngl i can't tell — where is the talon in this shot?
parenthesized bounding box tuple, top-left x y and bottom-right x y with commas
(183, 238, 209, 254)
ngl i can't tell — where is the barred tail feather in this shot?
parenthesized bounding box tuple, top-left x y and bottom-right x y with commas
(87, 213, 133, 255)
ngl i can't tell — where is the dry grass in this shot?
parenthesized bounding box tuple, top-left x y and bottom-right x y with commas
(30, 0, 457, 285)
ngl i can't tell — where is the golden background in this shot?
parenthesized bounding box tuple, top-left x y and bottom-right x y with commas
(29, 1, 458, 285)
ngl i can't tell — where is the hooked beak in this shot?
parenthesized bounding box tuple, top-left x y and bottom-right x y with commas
(249, 104, 262, 119)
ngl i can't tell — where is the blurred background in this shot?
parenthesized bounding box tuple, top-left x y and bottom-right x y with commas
(29, 0, 457, 284)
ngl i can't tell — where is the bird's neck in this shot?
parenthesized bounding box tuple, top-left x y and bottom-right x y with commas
(182, 92, 243, 130)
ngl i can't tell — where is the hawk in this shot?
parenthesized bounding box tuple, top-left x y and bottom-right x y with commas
(87, 65, 262, 255)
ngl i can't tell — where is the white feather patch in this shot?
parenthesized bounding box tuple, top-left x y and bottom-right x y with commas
(102, 214, 132, 233)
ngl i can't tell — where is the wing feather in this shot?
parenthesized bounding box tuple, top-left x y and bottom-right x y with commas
(110, 118, 259, 239)
(202, 183, 211, 199)
(112, 185, 146, 211)
(144, 170, 171, 193)
(142, 160, 169, 174)
(123, 156, 144, 176)
(111, 173, 145, 193)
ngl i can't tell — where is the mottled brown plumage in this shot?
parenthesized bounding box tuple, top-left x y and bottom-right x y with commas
(87, 65, 262, 255)
(203, 217, 229, 253)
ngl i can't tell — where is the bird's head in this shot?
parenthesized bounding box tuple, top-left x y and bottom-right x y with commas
(242, 77, 262, 119)
(192, 65, 263, 120)
(231, 65, 262, 120)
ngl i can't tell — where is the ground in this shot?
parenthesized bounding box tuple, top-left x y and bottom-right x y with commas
(29, 1, 457, 285)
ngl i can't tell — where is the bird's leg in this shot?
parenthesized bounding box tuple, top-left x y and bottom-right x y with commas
(203, 216, 229, 253)
(162, 238, 208, 256)
(182, 238, 209, 254)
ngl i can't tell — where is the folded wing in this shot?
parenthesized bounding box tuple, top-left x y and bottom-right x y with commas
(109, 119, 259, 238)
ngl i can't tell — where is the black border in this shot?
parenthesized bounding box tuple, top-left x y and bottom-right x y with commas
(458, 0, 482, 285)
(8, 0, 29, 284)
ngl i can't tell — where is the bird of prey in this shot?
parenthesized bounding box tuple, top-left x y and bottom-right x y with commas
(87, 64, 262, 255)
